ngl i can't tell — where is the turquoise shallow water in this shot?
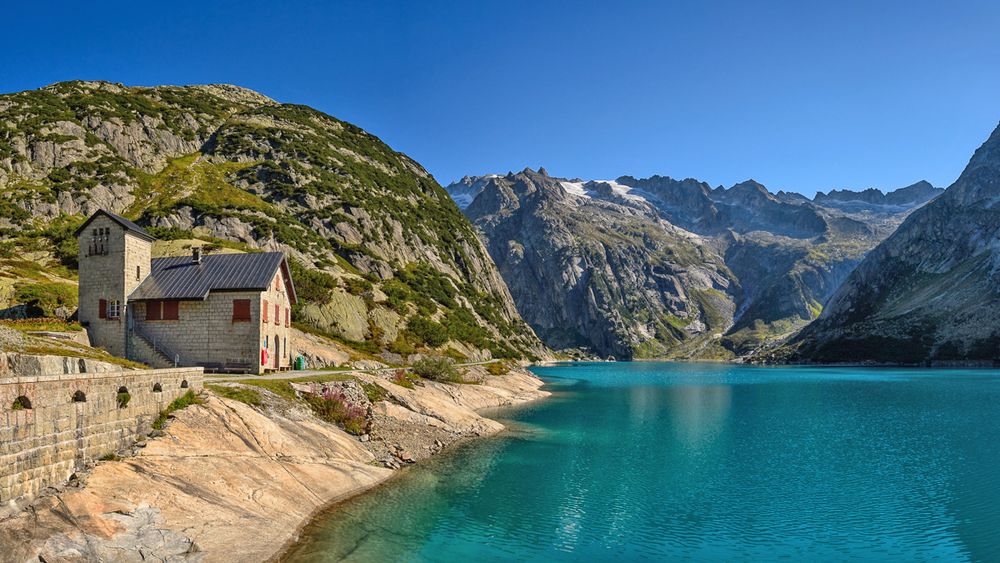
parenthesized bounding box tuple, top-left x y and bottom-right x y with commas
(283, 362, 1000, 562)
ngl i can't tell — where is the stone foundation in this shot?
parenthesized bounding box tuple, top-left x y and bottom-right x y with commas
(0, 367, 203, 507)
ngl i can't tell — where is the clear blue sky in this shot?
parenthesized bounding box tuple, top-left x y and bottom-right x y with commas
(2, 1, 999, 196)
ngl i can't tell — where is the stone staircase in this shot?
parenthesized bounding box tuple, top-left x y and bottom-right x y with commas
(129, 330, 176, 369)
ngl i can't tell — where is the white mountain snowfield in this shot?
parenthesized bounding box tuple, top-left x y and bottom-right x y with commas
(558, 179, 651, 203)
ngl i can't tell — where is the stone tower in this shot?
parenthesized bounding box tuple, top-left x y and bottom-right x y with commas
(75, 210, 153, 357)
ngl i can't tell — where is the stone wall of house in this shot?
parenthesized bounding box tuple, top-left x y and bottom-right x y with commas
(77, 215, 152, 357)
(0, 367, 203, 507)
(132, 290, 263, 373)
(261, 266, 293, 372)
(130, 264, 293, 374)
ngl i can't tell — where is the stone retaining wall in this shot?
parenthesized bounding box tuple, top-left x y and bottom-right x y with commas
(0, 367, 203, 507)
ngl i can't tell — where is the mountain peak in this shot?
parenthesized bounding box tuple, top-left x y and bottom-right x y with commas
(946, 121, 1000, 206)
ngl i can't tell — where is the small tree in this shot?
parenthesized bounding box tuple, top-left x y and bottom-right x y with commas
(411, 355, 462, 383)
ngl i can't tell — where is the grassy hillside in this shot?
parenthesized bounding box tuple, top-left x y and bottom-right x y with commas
(0, 81, 545, 362)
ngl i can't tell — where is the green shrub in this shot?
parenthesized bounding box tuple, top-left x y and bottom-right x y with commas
(361, 381, 388, 402)
(14, 282, 77, 317)
(343, 277, 372, 296)
(305, 387, 368, 435)
(486, 361, 511, 376)
(387, 335, 416, 356)
(411, 356, 462, 383)
(116, 391, 131, 409)
(442, 348, 468, 362)
(40, 214, 85, 268)
(0, 199, 30, 223)
(406, 316, 448, 348)
(145, 226, 194, 240)
(152, 390, 204, 430)
(289, 259, 338, 306)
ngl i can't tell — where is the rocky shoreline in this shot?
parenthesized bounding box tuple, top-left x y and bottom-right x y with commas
(0, 367, 549, 562)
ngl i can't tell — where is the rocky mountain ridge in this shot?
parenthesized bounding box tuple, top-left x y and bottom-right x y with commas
(782, 124, 1000, 364)
(0, 81, 546, 361)
(448, 168, 937, 359)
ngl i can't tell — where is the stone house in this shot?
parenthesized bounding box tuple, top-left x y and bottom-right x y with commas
(75, 210, 296, 374)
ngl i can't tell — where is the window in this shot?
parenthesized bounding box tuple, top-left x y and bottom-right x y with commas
(274, 303, 280, 325)
(108, 300, 121, 319)
(285, 308, 290, 328)
(146, 300, 162, 321)
(88, 228, 108, 256)
(136, 266, 141, 281)
(263, 299, 269, 322)
(275, 276, 280, 291)
(92, 227, 108, 255)
(162, 301, 179, 320)
(232, 299, 251, 322)
(98, 299, 107, 319)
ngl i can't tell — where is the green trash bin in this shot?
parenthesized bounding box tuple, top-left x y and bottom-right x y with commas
(294, 355, 307, 371)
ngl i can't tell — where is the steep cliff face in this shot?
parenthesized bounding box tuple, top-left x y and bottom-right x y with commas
(449, 168, 933, 359)
(457, 169, 735, 359)
(787, 124, 1000, 364)
(0, 81, 545, 360)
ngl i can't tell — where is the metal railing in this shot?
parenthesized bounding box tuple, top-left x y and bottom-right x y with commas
(131, 321, 181, 367)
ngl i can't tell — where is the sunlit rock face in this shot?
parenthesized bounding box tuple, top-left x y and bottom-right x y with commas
(447, 167, 935, 359)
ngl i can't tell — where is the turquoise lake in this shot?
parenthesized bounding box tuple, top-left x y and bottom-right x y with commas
(283, 362, 1000, 562)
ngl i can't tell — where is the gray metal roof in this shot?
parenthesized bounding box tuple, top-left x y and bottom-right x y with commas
(129, 252, 295, 302)
(74, 210, 155, 241)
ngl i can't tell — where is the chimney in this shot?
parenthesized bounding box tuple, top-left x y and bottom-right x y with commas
(192, 246, 202, 264)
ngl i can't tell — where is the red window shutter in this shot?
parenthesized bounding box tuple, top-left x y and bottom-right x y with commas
(263, 299, 269, 322)
(146, 300, 162, 321)
(98, 299, 107, 319)
(233, 299, 251, 322)
(274, 304, 280, 325)
(163, 301, 179, 320)
(285, 308, 290, 327)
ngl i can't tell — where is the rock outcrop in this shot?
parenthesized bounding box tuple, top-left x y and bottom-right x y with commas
(785, 124, 1000, 364)
(453, 169, 736, 359)
(0, 367, 548, 562)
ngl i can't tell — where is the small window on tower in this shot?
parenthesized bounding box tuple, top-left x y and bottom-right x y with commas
(136, 266, 141, 281)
